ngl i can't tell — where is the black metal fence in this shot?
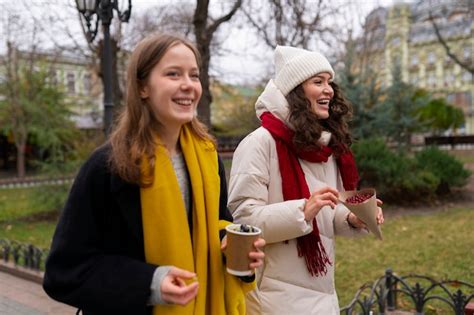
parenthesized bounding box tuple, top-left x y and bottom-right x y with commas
(0, 239, 48, 271)
(341, 268, 474, 315)
(1, 239, 473, 314)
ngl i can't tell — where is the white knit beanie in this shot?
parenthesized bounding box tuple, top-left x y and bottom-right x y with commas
(273, 45, 335, 96)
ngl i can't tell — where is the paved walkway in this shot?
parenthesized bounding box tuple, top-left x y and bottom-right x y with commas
(0, 271, 75, 315)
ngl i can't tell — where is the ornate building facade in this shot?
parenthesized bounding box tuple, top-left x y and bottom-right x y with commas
(359, 0, 473, 134)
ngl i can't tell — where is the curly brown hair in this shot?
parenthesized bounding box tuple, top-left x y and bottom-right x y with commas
(286, 81, 353, 156)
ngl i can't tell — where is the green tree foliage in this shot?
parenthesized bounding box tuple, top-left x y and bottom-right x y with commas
(338, 38, 384, 140)
(378, 65, 425, 150)
(0, 62, 78, 177)
(353, 138, 439, 202)
(414, 90, 465, 134)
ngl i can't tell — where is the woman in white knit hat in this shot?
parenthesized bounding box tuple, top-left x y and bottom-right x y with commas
(227, 45, 384, 314)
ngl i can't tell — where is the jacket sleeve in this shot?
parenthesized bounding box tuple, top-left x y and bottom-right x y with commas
(43, 147, 156, 313)
(333, 170, 369, 238)
(333, 203, 369, 237)
(227, 131, 312, 245)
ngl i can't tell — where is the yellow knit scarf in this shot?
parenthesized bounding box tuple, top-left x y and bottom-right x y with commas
(140, 124, 253, 315)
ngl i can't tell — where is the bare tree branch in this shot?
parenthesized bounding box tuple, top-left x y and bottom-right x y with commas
(207, 0, 242, 35)
(428, 10, 473, 74)
(243, 0, 343, 50)
(241, 2, 275, 48)
(125, 4, 194, 48)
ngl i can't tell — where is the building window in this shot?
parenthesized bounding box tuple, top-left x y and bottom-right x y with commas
(379, 58, 385, 69)
(83, 74, 92, 95)
(462, 71, 473, 83)
(410, 54, 418, 66)
(427, 52, 436, 65)
(392, 55, 401, 68)
(427, 72, 436, 88)
(393, 7, 400, 17)
(67, 72, 75, 95)
(463, 46, 472, 60)
(447, 92, 472, 114)
(444, 54, 453, 65)
(49, 70, 58, 86)
(446, 93, 455, 104)
(391, 36, 400, 46)
(467, 92, 473, 113)
(410, 74, 419, 85)
(444, 71, 455, 87)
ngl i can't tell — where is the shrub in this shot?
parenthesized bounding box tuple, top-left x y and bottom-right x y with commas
(415, 146, 471, 194)
(352, 138, 401, 194)
(353, 138, 439, 203)
(395, 169, 439, 201)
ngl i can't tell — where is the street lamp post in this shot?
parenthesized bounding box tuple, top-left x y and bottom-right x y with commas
(76, 0, 132, 137)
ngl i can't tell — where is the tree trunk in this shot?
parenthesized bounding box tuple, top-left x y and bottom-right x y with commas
(16, 141, 25, 178)
(0, 136, 8, 170)
(197, 43, 212, 127)
(194, 0, 211, 127)
(193, 0, 243, 128)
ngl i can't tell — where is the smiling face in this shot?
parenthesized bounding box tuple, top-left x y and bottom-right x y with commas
(301, 72, 334, 119)
(140, 43, 202, 132)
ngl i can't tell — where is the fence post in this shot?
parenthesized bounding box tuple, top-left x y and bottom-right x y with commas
(386, 268, 396, 311)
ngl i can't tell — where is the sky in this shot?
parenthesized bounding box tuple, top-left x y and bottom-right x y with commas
(0, 0, 405, 85)
(130, 0, 402, 85)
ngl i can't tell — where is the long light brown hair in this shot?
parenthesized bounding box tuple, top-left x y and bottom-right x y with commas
(286, 81, 353, 156)
(108, 33, 213, 185)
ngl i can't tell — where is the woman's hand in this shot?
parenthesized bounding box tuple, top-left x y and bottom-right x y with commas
(376, 198, 384, 225)
(304, 187, 339, 221)
(161, 267, 199, 305)
(348, 198, 385, 228)
(221, 235, 266, 270)
(248, 238, 265, 269)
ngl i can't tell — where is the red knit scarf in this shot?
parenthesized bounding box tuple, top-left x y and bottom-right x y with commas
(261, 111, 359, 276)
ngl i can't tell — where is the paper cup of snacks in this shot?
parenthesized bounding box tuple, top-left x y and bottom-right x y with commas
(339, 188, 383, 240)
(225, 224, 262, 276)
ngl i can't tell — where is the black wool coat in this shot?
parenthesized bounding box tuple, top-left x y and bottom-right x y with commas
(43, 144, 233, 315)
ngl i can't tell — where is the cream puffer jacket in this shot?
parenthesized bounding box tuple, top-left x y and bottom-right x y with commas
(228, 80, 367, 315)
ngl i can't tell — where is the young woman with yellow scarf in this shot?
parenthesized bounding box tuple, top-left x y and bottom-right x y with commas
(43, 33, 265, 315)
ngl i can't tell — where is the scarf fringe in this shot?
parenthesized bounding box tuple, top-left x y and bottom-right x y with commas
(296, 218, 332, 277)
